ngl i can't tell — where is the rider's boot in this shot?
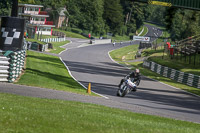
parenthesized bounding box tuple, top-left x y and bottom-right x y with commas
(132, 86, 137, 92)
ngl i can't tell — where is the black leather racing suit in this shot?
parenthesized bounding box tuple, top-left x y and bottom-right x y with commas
(118, 71, 141, 91)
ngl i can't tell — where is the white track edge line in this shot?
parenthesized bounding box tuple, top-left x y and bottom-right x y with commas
(138, 27, 144, 36)
(143, 26, 149, 37)
(59, 57, 109, 99)
(59, 40, 73, 55)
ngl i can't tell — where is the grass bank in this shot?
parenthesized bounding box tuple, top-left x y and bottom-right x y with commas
(53, 29, 88, 39)
(26, 35, 57, 45)
(25, 38, 46, 45)
(48, 40, 70, 54)
(112, 35, 132, 42)
(147, 50, 200, 76)
(34, 34, 57, 40)
(139, 26, 148, 36)
(1, 93, 200, 133)
(109, 45, 200, 96)
(17, 51, 94, 95)
(26, 34, 70, 54)
(110, 44, 139, 62)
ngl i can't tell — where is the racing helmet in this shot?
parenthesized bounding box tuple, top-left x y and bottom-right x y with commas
(135, 69, 140, 75)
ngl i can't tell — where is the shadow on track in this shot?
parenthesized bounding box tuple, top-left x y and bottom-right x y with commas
(63, 60, 129, 77)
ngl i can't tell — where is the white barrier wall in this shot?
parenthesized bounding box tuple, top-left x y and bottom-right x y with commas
(91, 39, 111, 45)
(41, 37, 67, 43)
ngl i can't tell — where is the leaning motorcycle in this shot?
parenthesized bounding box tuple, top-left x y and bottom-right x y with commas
(117, 76, 140, 97)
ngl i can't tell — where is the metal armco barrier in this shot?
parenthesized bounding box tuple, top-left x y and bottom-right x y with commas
(143, 60, 200, 89)
(0, 17, 25, 51)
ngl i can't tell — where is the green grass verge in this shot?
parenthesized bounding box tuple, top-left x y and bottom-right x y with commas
(25, 38, 46, 45)
(16, 51, 94, 96)
(139, 26, 148, 36)
(26, 35, 57, 45)
(53, 29, 88, 39)
(27, 34, 70, 54)
(112, 35, 132, 42)
(109, 45, 139, 62)
(40, 35, 56, 39)
(34, 34, 57, 40)
(48, 40, 70, 54)
(137, 26, 144, 34)
(1, 93, 200, 133)
(109, 45, 200, 96)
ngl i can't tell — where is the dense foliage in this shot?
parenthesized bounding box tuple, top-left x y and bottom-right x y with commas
(141, 4, 200, 41)
(1, 0, 200, 40)
(144, 5, 167, 25)
(0, 0, 12, 16)
(65, 0, 146, 36)
(121, 1, 144, 36)
(103, 0, 123, 35)
(66, 0, 105, 35)
(166, 9, 200, 41)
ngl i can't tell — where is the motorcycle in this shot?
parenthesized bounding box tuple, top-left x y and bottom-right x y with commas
(117, 75, 140, 97)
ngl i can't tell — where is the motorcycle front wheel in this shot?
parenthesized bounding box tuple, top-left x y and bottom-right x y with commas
(117, 85, 128, 97)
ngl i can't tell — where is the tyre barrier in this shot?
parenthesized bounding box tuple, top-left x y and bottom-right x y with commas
(6, 50, 26, 82)
(27, 42, 48, 52)
(143, 60, 200, 89)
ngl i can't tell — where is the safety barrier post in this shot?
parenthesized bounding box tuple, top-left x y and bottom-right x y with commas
(87, 83, 91, 94)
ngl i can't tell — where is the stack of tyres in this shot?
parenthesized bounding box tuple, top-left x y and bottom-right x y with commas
(8, 50, 26, 82)
(30, 42, 39, 51)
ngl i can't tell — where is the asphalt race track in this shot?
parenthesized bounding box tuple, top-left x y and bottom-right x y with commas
(60, 24, 200, 123)
(0, 24, 200, 123)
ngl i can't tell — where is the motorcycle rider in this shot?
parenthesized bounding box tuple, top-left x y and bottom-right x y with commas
(118, 68, 141, 91)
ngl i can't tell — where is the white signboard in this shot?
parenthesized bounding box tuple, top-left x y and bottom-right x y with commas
(133, 36, 150, 42)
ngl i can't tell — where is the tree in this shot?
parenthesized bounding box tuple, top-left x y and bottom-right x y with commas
(165, 7, 177, 31)
(103, 0, 124, 35)
(169, 9, 200, 41)
(11, 0, 18, 17)
(143, 4, 167, 25)
(120, 1, 144, 35)
(0, 0, 36, 16)
(67, 0, 105, 35)
(0, 0, 12, 16)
